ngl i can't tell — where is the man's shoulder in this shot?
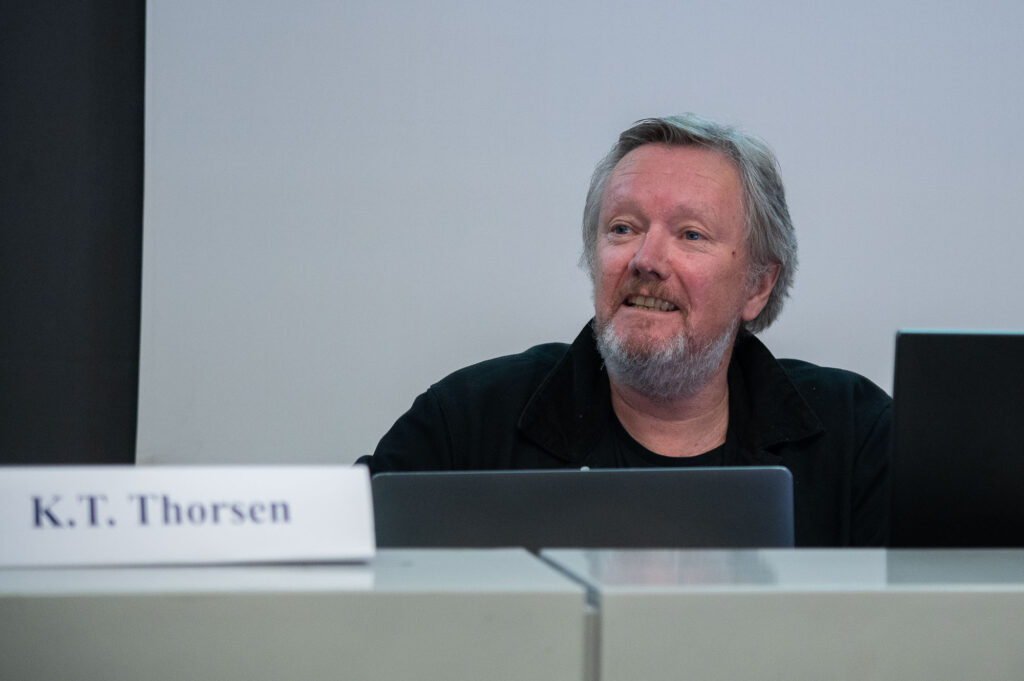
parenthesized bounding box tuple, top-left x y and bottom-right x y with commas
(736, 333, 890, 405)
(777, 357, 885, 390)
(365, 340, 575, 472)
(777, 357, 891, 413)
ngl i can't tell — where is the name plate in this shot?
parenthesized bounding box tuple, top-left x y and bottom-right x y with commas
(0, 465, 375, 567)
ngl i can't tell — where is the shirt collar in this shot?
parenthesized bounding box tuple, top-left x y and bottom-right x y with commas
(518, 322, 824, 463)
(517, 321, 611, 462)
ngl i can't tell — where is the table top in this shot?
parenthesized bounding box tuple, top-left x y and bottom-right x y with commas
(542, 548, 1024, 593)
(0, 548, 583, 596)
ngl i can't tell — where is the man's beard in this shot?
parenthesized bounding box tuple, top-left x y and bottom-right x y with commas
(594, 316, 738, 400)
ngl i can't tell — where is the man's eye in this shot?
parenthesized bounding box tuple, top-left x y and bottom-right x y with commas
(683, 230, 702, 241)
(611, 224, 631, 235)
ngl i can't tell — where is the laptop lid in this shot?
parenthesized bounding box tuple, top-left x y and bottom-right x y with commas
(371, 466, 794, 550)
(891, 330, 1024, 547)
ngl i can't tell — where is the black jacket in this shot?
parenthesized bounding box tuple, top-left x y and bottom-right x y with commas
(361, 322, 892, 547)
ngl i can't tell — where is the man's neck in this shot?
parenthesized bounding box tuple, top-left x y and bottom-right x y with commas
(608, 369, 731, 458)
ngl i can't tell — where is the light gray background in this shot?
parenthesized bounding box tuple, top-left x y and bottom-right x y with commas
(138, 0, 1024, 465)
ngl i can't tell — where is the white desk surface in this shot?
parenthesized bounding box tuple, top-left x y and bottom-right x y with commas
(8, 548, 1024, 681)
(0, 547, 581, 595)
(542, 549, 1024, 681)
(1, 549, 587, 681)
(542, 548, 1024, 592)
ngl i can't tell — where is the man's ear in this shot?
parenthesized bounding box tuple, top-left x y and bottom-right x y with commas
(741, 262, 780, 322)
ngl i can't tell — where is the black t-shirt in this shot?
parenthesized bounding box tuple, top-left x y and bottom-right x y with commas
(610, 415, 727, 467)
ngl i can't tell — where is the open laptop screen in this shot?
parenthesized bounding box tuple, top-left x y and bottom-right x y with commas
(371, 466, 794, 551)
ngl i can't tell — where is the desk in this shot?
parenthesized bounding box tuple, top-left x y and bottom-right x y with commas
(7, 549, 1024, 681)
(0, 549, 587, 681)
(543, 549, 1024, 681)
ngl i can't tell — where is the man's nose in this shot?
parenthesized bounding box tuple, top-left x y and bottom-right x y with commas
(629, 229, 669, 280)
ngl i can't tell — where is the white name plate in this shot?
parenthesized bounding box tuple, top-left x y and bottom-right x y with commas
(0, 465, 375, 567)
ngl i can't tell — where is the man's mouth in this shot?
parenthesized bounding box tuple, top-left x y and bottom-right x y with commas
(624, 295, 678, 312)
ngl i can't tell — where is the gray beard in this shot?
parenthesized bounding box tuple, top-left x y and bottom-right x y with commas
(595, 318, 738, 400)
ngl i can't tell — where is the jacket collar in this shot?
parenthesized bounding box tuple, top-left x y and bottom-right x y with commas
(725, 330, 824, 464)
(517, 322, 824, 464)
(517, 322, 612, 463)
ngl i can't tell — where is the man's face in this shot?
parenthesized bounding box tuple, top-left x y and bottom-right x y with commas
(593, 143, 774, 365)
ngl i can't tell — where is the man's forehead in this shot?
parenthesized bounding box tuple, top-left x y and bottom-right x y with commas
(601, 144, 745, 219)
(610, 143, 739, 183)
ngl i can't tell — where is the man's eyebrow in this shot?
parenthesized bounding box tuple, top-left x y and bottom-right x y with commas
(603, 196, 715, 224)
(667, 204, 716, 224)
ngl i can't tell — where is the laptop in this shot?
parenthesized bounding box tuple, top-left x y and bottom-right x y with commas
(371, 466, 794, 550)
(891, 330, 1024, 547)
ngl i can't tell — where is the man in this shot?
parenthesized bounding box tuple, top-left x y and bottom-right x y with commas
(359, 114, 891, 547)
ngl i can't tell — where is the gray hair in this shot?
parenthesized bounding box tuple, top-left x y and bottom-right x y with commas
(581, 114, 797, 334)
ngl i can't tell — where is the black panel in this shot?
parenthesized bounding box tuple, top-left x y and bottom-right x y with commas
(891, 332, 1024, 547)
(0, 1, 144, 464)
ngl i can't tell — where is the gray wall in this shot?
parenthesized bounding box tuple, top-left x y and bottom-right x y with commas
(138, 0, 1024, 465)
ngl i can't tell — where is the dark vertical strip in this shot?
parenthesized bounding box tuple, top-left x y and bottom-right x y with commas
(0, 1, 144, 464)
